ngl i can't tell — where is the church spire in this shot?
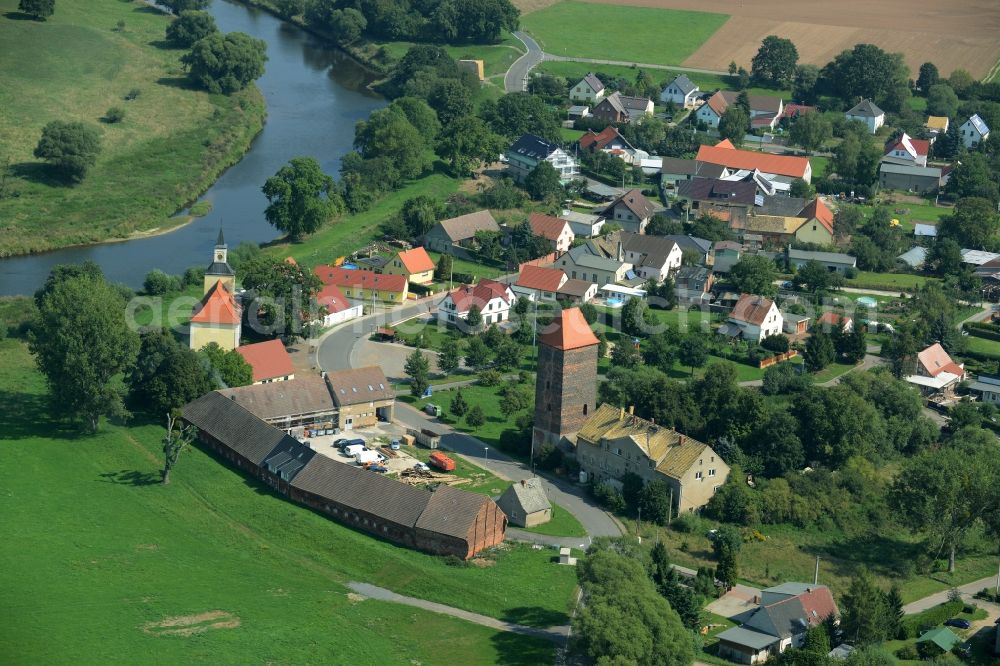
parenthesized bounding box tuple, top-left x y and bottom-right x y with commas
(216, 223, 226, 248)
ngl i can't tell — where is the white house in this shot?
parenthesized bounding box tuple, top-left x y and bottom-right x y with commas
(601, 188, 657, 234)
(528, 213, 575, 253)
(620, 233, 682, 282)
(569, 73, 605, 104)
(882, 133, 929, 167)
(845, 99, 885, 134)
(316, 283, 363, 327)
(696, 91, 784, 129)
(506, 134, 580, 184)
(721, 294, 783, 342)
(959, 114, 990, 148)
(660, 74, 699, 108)
(438, 279, 516, 328)
(513, 264, 568, 302)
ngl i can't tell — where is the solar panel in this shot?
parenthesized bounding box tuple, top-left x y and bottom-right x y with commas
(754, 195, 764, 206)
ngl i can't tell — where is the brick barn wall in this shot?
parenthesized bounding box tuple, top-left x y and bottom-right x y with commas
(289, 487, 417, 549)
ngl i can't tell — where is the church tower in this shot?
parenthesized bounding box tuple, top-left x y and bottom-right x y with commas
(203, 226, 235, 295)
(533, 307, 599, 448)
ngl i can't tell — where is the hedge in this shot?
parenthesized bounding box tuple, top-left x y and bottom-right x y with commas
(963, 322, 1000, 342)
(899, 599, 965, 639)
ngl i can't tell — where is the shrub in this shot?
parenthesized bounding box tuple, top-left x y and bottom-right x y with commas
(761, 333, 790, 353)
(124, 88, 141, 101)
(671, 512, 708, 534)
(183, 266, 205, 287)
(900, 599, 964, 638)
(895, 645, 919, 660)
(103, 107, 125, 124)
(478, 369, 502, 386)
(143, 269, 181, 295)
(592, 482, 626, 513)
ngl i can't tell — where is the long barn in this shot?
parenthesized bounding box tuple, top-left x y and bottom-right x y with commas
(183, 392, 506, 559)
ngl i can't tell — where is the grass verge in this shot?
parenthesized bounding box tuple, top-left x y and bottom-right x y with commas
(520, 503, 588, 538)
(0, 0, 265, 255)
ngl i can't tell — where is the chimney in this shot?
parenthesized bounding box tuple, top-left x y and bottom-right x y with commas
(628, 405, 634, 415)
(678, 435, 685, 445)
(617, 241, 624, 262)
(619, 406, 625, 421)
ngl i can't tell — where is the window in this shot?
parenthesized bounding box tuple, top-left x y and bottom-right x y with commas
(695, 471, 703, 480)
(614, 447, 622, 456)
(709, 469, 716, 477)
(583, 403, 588, 415)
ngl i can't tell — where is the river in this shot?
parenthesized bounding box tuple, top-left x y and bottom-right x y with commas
(0, 0, 384, 296)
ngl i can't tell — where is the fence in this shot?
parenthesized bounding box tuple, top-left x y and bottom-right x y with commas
(758, 350, 799, 369)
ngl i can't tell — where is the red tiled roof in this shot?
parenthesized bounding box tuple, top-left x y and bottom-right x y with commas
(317, 283, 353, 314)
(704, 91, 728, 117)
(528, 213, 571, 242)
(782, 104, 816, 119)
(918, 343, 965, 378)
(884, 133, 929, 158)
(516, 264, 566, 292)
(579, 126, 628, 151)
(190, 280, 241, 325)
(799, 198, 834, 234)
(313, 266, 408, 293)
(730, 294, 776, 326)
(797, 587, 839, 626)
(236, 339, 295, 383)
(697, 141, 810, 179)
(397, 247, 434, 274)
(539, 307, 599, 350)
(816, 311, 851, 328)
(445, 279, 513, 312)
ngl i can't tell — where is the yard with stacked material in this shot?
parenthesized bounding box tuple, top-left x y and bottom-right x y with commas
(0, 0, 265, 256)
(532, 0, 1000, 80)
(0, 332, 575, 663)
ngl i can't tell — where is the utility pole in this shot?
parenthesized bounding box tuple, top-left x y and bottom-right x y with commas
(814, 556, 821, 585)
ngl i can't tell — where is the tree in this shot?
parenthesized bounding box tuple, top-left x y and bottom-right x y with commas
(792, 64, 820, 104)
(796, 259, 840, 295)
(199, 342, 253, 387)
(749, 410, 803, 476)
(885, 584, 904, 640)
(916, 62, 939, 93)
(431, 0, 519, 43)
(638, 481, 672, 525)
(948, 69, 975, 97)
(840, 325, 866, 364)
(499, 385, 530, 419)
(354, 106, 430, 180)
(575, 547, 695, 666)
(434, 254, 453, 281)
(611, 340, 642, 368)
(263, 157, 339, 239)
(890, 433, 1000, 572)
(751, 35, 798, 88)
(165, 10, 217, 47)
(33, 121, 101, 182)
(833, 131, 883, 187)
(142, 269, 181, 295)
(18, 0, 54, 19)
(939, 197, 1000, 248)
(182, 31, 267, 94)
(736, 67, 750, 90)
(161, 413, 195, 484)
(404, 349, 430, 397)
(274, 0, 304, 17)
(926, 237, 963, 275)
(718, 106, 750, 146)
(713, 526, 741, 589)
(465, 404, 485, 427)
(788, 112, 832, 152)
(450, 390, 469, 417)
(29, 269, 140, 431)
(328, 8, 366, 43)
(239, 256, 323, 341)
(804, 330, 835, 372)
(482, 92, 561, 142)
(840, 568, 890, 646)
(821, 44, 908, 111)
(730, 255, 777, 297)
(926, 83, 959, 118)
(129, 329, 213, 415)
(162, 0, 209, 13)
(438, 339, 462, 375)
(678, 334, 708, 376)
(523, 161, 564, 201)
(436, 115, 504, 177)
(463, 304, 483, 331)
(788, 177, 815, 199)
(621, 297, 650, 337)
(464, 335, 491, 370)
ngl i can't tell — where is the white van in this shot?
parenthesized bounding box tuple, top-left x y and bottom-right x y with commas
(355, 450, 386, 466)
(343, 444, 367, 458)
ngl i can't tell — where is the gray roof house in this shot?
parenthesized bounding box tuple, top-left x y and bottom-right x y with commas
(423, 210, 500, 254)
(787, 248, 856, 273)
(879, 162, 943, 194)
(570, 73, 605, 103)
(505, 134, 580, 184)
(845, 99, 885, 134)
(674, 265, 713, 304)
(898, 246, 928, 269)
(960, 113, 990, 148)
(660, 74, 699, 108)
(496, 478, 551, 527)
(556, 244, 630, 286)
(602, 188, 658, 234)
(662, 234, 713, 264)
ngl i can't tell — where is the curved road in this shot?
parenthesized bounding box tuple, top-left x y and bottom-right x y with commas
(505, 31, 544, 92)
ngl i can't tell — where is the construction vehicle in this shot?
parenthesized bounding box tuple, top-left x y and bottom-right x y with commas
(407, 427, 440, 449)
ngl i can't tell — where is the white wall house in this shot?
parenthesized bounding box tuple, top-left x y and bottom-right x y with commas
(845, 99, 885, 134)
(570, 73, 605, 104)
(507, 134, 580, 184)
(438, 279, 516, 329)
(659, 75, 699, 108)
(725, 294, 783, 342)
(960, 114, 990, 148)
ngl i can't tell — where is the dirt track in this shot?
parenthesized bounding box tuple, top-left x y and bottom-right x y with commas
(559, 0, 1000, 79)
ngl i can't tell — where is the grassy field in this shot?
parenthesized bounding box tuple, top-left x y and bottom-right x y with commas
(963, 335, 1000, 359)
(266, 171, 461, 268)
(0, 338, 577, 662)
(378, 31, 524, 80)
(846, 271, 931, 292)
(411, 383, 529, 450)
(521, 503, 588, 538)
(522, 1, 727, 66)
(875, 199, 953, 231)
(0, 0, 265, 256)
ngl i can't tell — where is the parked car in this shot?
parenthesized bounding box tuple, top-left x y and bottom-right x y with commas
(355, 450, 386, 466)
(342, 443, 367, 458)
(413, 462, 430, 472)
(424, 404, 442, 417)
(944, 618, 971, 629)
(367, 464, 388, 473)
(390, 439, 401, 450)
(338, 438, 365, 452)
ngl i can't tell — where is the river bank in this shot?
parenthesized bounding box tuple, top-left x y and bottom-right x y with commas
(0, 0, 267, 257)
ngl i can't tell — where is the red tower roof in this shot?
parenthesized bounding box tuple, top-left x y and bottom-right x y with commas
(539, 307, 599, 350)
(190, 280, 240, 325)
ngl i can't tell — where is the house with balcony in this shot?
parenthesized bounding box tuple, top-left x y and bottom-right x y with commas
(506, 134, 580, 184)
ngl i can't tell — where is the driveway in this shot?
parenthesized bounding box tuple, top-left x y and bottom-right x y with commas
(903, 576, 1000, 614)
(705, 583, 763, 619)
(505, 31, 543, 93)
(395, 403, 623, 539)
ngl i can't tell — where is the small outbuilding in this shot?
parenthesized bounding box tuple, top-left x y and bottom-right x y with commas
(497, 478, 551, 528)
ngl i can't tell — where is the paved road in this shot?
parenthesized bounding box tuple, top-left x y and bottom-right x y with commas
(542, 53, 727, 76)
(903, 575, 1000, 614)
(395, 403, 623, 539)
(347, 582, 570, 643)
(505, 31, 543, 93)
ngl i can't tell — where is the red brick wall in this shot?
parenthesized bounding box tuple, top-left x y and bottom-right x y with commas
(533, 343, 599, 445)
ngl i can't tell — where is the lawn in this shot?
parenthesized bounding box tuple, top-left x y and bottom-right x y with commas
(634, 518, 999, 604)
(410, 382, 531, 450)
(0, 0, 265, 256)
(378, 31, 524, 80)
(426, 250, 507, 281)
(266, 171, 461, 268)
(876, 199, 953, 230)
(963, 335, 1000, 359)
(811, 155, 830, 179)
(0, 338, 575, 662)
(520, 503, 588, 538)
(560, 127, 586, 143)
(846, 271, 931, 292)
(522, 1, 728, 67)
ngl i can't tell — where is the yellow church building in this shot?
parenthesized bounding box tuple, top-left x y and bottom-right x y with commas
(189, 229, 242, 351)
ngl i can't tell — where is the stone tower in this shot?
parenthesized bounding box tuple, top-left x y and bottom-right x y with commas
(203, 226, 236, 294)
(533, 307, 599, 448)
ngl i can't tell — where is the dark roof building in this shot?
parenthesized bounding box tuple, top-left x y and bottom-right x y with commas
(325, 366, 393, 407)
(218, 375, 337, 427)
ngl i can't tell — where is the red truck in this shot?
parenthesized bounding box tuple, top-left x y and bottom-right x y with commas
(428, 451, 456, 472)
